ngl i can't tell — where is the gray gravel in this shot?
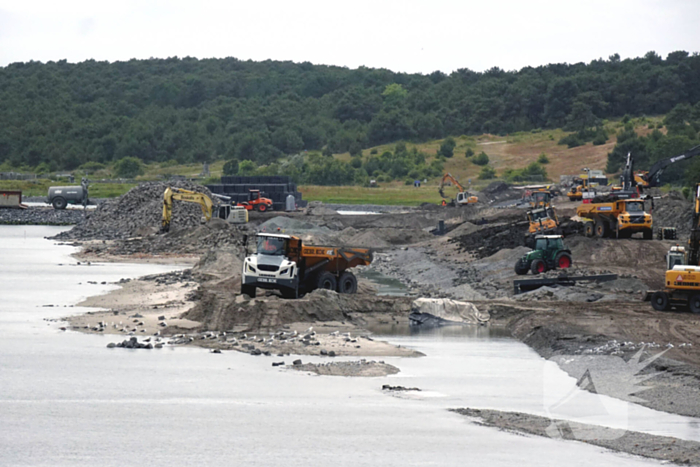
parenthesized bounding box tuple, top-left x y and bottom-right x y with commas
(0, 207, 86, 225)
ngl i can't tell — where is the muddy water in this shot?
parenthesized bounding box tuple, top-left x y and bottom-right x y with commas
(0, 226, 686, 466)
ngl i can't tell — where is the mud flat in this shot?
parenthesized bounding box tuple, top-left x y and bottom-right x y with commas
(452, 408, 700, 465)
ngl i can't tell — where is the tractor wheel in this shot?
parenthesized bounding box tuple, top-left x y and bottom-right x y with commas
(689, 294, 700, 314)
(514, 261, 529, 276)
(52, 197, 67, 210)
(643, 229, 653, 240)
(595, 219, 609, 238)
(530, 259, 547, 275)
(241, 284, 256, 298)
(316, 272, 337, 291)
(555, 252, 572, 269)
(337, 272, 358, 294)
(650, 291, 669, 312)
(584, 223, 595, 238)
(256, 203, 267, 212)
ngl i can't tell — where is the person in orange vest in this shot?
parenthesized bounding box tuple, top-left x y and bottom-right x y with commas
(441, 199, 447, 206)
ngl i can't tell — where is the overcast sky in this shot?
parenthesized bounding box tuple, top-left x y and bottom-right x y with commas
(0, 0, 698, 74)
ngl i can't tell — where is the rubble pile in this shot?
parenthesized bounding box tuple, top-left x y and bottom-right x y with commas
(449, 219, 528, 259)
(652, 191, 694, 238)
(0, 207, 86, 225)
(52, 181, 214, 240)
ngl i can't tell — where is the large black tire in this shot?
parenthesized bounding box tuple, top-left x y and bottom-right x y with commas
(52, 197, 67, 210)
(316, 272, 337, 291)
(584, 222, 595, 238)
(531, 259, 547, 275)
(689, 294, 700, 314)
(337, 272, 358, 294)
(595, 219, 609, 238)
(256, 203, 267, 212)
(514, 261, 529, 276)
(554, 252, 573, 269)
(650, 291, 669, 311)
(241, 284, 256, 298)
(643, 229, 653, 240)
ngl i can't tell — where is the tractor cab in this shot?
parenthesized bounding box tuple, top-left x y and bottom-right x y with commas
(666, 245, 687, 270)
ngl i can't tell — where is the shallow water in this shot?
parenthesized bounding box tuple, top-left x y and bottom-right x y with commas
(0, 226, 694, 466)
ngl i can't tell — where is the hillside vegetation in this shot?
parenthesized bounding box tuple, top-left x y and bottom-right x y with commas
(1, 51, 699, 179)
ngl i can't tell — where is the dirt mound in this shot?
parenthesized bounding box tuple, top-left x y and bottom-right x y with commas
(449, 218, 528, 259)
(52, 181, 214, 240)
(258, 216, 333, 236)
(185, 288, 412, 331)
(652, 192, 693, 238)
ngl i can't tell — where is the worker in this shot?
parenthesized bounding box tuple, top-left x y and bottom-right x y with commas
(441, 199, 447, 206)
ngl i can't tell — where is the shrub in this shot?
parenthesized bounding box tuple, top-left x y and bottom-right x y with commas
(537, 153, 549, 164)
(592, 133, 608, 145)
(370, 148, 378, 155)
(465, 147, 475, 158)
(683, 186, 691, 199)
(223, 159, 239, 175)
(113, 157, 143, 178)
(478, 165, 496, 179)
(558, 133, 584, 148)
(472, 151, 489, 166)
(438, 137, 456, 158)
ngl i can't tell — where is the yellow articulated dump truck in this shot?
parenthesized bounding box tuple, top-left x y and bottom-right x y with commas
(576, 196, 652, 239)
(241, 233, 372, 299)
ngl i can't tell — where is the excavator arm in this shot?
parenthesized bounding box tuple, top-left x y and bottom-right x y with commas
(161, 187, 214, 232)
(438, 173, 465, 199)
(640, 145, 700, 189)
(687, 183, 700, 266)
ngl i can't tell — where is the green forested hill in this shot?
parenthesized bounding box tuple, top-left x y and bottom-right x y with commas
(0, 51, 699, 172)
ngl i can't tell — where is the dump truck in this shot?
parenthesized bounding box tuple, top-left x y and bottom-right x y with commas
(577, 196, 652, 239)
(241, 233, 372, 298)
(645, 184, 700, 312)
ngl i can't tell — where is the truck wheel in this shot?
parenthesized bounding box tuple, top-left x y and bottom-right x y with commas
(530, 259, 547, 275)
(555, 252, 572, 269)
(643, 229, 653, 240)
(595, 220, 609, 238)
(316, 272, 337, 291)
(514, 261, 529, 275)
(584, 223, 594, 237)
(689, 294, 700, 314)
(650, 291, 669, 311)
(337, 272, 358, 294)
(52, 197, 67, 210)
(241, 284, 256, 298)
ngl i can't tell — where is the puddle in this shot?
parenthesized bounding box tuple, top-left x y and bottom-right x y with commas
(357, 269, 409, 296)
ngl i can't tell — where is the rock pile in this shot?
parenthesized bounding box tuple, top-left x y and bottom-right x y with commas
(0, 207, 86, 225)
(107, 337, 163, 349)
(52, 181, 214, 240)
(288, 359, 400, 377)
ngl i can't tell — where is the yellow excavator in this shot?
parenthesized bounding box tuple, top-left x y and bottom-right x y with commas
(161, 187, 247, 232)
(646, 183, 700, 312)
(438, 173, 478, 206)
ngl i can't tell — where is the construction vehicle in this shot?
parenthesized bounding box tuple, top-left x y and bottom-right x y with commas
(634, 145, 700, 191)
(241, 233, 372, 298)
(438, 173, 478, 206)
(526, 205, 560, 239)
(235, 189, 274, 212)
(161, 187, 248, 232)
(48, 178, 89, 210)
(645, 184, 700, 312)
(514, 235, 573, 275)
(567, 177, 588, 201)
(577, 152, 653, 238)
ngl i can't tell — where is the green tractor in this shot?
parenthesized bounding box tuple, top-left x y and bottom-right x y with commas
(514, 235, 573, 275)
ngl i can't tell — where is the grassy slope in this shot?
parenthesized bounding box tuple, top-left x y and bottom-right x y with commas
(0, 117, 662, 205)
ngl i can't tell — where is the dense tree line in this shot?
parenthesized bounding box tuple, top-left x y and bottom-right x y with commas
(0, 51, 699, 172)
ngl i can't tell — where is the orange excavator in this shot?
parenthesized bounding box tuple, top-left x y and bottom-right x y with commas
(438, 173, 478, 206)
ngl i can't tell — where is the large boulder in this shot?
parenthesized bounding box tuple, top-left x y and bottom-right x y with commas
(410, 298, 489, 326)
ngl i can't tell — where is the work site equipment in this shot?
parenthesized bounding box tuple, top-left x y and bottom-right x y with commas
(657, 227, 678, 240)
(577, 197, 652, 239)
(0, 190, 27, 209)
(161, 187, 248, 232)
(48, 178, 89, 210)
(514, 273, 617, 294)
(241, 233, 372, 298)
(634, 145, 700, 191)
(235, 189, 274, 212)
(438, 173, 478, 206)
(526, 205, 560, 240)
(514, 235, 573, 275)
(645, 184, 700, 312)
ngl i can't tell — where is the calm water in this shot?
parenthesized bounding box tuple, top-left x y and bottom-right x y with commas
(0, 226, 693, 466)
